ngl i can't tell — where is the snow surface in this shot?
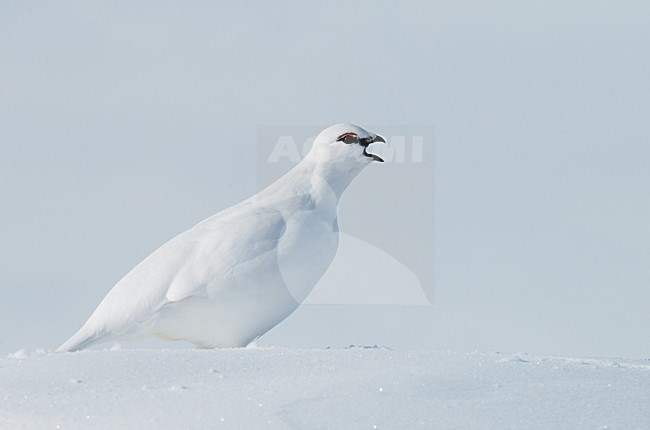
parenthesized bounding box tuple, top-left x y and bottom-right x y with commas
(1, 347, 649, 429)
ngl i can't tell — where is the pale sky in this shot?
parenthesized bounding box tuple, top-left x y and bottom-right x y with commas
(1, 1, 649, 358)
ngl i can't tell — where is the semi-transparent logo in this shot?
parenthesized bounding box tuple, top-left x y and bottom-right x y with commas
(256, 124, 434, 306)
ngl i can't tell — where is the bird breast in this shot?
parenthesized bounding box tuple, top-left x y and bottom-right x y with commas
(275, 209, 340, 304)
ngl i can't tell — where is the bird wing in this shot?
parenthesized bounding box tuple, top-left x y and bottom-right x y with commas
(164, 203, 288, 302)
(58, 202, 287, 351)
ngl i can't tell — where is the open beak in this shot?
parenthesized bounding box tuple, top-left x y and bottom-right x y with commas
(360, 135, 386, 162)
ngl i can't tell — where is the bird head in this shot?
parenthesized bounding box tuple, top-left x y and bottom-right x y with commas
(309, 123, 386, 164)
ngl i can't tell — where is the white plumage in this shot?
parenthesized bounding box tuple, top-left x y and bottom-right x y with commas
(58, 123, 384, 351)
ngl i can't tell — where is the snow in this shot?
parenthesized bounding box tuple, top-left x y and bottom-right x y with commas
(1, 347, 649, 429)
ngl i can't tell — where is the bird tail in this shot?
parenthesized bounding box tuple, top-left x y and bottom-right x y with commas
(56, 328, 106, 352)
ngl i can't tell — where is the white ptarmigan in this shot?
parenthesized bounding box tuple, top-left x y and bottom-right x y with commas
(58, 123, 385, 351)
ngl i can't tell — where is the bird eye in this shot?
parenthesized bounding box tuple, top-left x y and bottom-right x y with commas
(337, 133, 358, 144)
